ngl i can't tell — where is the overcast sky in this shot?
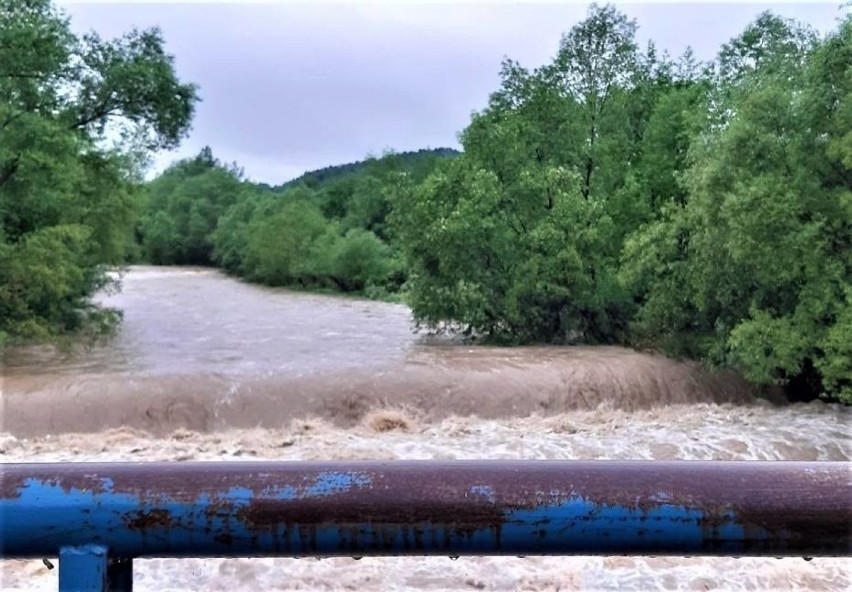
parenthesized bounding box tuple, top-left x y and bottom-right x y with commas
(59, 1, 846, 184)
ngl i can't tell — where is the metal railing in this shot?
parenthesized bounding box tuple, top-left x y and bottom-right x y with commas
(2, 460, 850, 591)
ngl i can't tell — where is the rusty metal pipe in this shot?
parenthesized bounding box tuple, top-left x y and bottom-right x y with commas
(2, 461, 850, 559)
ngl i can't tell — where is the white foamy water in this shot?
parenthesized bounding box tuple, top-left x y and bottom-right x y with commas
(2, 402, 850, 591)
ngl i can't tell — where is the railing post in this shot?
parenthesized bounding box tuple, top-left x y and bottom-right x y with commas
(57, 545, 132, 592)
(107, 557, 133, 591)
(59, 545, 109, 592)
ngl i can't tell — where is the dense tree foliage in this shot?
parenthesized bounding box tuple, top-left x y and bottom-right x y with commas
(140, 148, 453, 298)
(139, 147, 251, 265)
(393, 6, 850, 402)
(622, 12, 850, 402)
(0, 0, 196, 343)
(393, 4, 702, 344)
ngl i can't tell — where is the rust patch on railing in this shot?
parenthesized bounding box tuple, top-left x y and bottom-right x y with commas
(3, 461, 850, 558)
(124, 509, 175, 531)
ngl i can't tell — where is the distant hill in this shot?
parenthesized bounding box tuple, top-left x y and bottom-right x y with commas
(277, 147, 460, 190)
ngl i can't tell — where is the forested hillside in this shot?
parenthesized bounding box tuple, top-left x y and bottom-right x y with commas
(138, 148, 458, 298)
(3, 1, 849, 402)
(278, 148, 460, 190)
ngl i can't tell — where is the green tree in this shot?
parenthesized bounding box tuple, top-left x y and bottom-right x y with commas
(392, 156, 622, 342)
(140, 150, 247, 265)
(543, 3, 639, 200)
(622, 13, 851, 402)
(329, 229, 395, 292)
(211, 194, 272, 274)
(393, 4, 657, 343)
(241, 200, 330, 286)
(0, 0, 197, 342)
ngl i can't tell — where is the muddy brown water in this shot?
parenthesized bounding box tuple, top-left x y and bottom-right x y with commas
(1, 266, 849, 590)
(2, 266, 758, 437)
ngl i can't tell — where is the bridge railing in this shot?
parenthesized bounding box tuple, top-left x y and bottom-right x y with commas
(2, 460, 850, 591)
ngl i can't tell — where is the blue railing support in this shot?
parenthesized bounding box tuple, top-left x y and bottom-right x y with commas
(58, 545, 108, 591)
(54, 547, 131, 592)
(2, 461, 850, 590)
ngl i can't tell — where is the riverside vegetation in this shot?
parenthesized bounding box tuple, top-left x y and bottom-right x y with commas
(1, 1, 849, 403)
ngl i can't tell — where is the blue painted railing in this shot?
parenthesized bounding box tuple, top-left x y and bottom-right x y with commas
(2, 461, 850, 591)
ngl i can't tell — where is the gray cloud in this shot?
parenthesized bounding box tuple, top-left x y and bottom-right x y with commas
(61, 2, 845, 183)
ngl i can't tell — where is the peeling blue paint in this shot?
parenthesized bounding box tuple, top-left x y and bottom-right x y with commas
(498, 493, 748, 554)
(304, 472, 373, 497)
(2, 477, 765, 558)
(2, 460, 848, 573)
(1, 472, 376, 558)
(470, 485, 496, 503)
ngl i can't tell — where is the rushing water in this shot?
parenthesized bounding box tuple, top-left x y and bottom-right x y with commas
(2, 266, 415, 377)
(1, 266, 849, 591)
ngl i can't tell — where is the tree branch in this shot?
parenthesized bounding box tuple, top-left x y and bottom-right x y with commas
(1, 110, 26, 131)
(70, 104, 120, 131)
(0, 156, 21, 187)
(0, 72, 46, 79)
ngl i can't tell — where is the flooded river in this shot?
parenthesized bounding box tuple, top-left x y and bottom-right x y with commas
(1, 267, 849, 590)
